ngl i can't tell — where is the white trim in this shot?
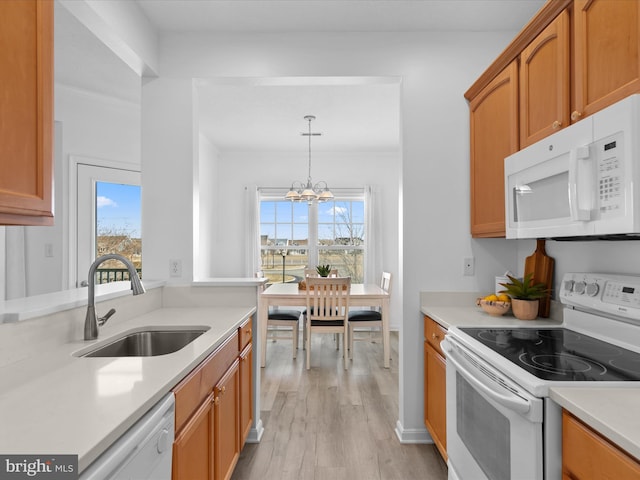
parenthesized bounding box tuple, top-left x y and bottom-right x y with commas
(394, 420, 431, 444)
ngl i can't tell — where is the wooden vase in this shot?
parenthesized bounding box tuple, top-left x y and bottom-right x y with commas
(512, 298, 539, 320)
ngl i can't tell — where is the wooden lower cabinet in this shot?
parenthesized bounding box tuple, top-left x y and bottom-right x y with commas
(214, 359, 240, 480)
(173, 394, 214, 479)
(562, 410, 640, 479)
(424, 316, 447, 461)
(239, 342, 253, 447)
(172, 317, 253, 480)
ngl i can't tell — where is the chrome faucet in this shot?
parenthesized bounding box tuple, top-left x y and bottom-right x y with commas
(84, 254, 145, 340)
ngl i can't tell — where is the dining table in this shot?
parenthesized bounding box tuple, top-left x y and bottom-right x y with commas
(258, 282, 391, 368)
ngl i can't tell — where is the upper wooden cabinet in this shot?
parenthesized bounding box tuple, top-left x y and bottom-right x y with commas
(0, 0, 53, 226)
(466, 0, 640, 237)
(520, 10, 570, 147)
(469, 61, 519, 238)
(573, 0, 640, 121)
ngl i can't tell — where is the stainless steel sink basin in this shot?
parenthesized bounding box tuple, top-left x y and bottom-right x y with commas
(77, 327, 209, 357)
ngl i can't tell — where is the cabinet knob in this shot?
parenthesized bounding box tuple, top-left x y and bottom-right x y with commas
(214, 396, 220, 405)
(571, 111, 582, 121)
(431, 333, 439, 340)
(552, 120, 562, 129)
(221, 386, 226, 394)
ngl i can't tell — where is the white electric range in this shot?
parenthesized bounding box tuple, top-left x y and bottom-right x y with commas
(442, 272, 640, 480)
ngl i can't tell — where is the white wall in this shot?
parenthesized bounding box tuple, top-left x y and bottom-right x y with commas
(196, 133, 219, 279)
(141, 30, 519, 440)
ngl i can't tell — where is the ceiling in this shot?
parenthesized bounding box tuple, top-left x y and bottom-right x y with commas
(55, 0, 545, 153)
(136, 0, 545, 33)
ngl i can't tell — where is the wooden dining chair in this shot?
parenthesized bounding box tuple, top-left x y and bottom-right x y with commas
(304, 276, 351, 370)
(301, 267, 338, 348)
(267, 308, 301, 359)
(348, 271, 391, 358)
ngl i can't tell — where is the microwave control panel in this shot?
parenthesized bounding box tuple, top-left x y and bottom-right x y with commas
(594, 131, 624, 216)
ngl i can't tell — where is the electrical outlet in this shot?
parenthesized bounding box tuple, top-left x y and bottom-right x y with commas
(463, 257, 475, 276)
(169, 259, 182, 278)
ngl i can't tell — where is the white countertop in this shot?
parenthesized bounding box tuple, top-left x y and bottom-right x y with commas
(0, 306, 255, 473)
(550, 387, 640, 461)
(421, 304, 562, 329)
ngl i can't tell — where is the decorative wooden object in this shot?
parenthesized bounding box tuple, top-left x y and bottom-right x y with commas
(524, 239, 554, 317)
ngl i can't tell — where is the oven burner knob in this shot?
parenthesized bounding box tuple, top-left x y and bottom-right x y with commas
(563, 280, 574, 292)
(573, 281, 586, 294)
(585, 283, 599, 297)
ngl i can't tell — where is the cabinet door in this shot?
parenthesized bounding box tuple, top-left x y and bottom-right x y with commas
(239, 343, 253, 448)
(520, 10, 570, 147)
(573, 0, 640, 121)
(469, 60, 519, 238)
(173, 394, 214, 480)
(424, 342, 447, 461)
(562, 411, 640, 479)
(0, 0, 53, 226)
(214, 359, 240, 480)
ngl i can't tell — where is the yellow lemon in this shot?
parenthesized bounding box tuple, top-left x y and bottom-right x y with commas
(497, 294, 511, 303)
(484, 294, 498, 302)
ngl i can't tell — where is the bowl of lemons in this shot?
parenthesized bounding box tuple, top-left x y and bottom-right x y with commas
(476, 294, 512, 316)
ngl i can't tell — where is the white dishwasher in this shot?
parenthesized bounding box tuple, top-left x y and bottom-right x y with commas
(80, 393, 175, 480)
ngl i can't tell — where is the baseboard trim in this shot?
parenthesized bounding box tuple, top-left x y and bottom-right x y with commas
(246, 419, 265, 443)
(394, 420, 431, 444)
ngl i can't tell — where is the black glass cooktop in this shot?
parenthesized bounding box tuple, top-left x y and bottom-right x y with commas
(459, 327, 640, 382)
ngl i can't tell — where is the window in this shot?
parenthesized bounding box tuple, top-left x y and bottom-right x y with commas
(95, 182, 142, 283)
(259, 196, 365, 284)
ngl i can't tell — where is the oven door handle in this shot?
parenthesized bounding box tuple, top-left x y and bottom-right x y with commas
(442, 339, 531, 415)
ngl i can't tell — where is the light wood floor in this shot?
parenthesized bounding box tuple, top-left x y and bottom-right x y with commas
(232, 331, 448, 480)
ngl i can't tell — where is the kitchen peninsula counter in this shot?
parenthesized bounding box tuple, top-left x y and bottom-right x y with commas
(0, 306, 255, 473)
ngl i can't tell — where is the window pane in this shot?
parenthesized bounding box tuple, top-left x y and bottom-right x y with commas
(317, 203, 334, 223)
(318, 224, 334, 243)
(95, 182, 141, 284)
(319, 248, 364, 283)
(261, 201, 276, 221)
(276, 201, 292, 220)
(293, 202, 309, 222)
(352, 202, 364, 223)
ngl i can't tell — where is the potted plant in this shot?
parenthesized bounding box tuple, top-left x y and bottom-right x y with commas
(499, 273, 549, 320)
(316, 264, 332, 277)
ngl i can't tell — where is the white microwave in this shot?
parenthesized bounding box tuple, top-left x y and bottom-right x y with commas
(505, 94, 640, 239)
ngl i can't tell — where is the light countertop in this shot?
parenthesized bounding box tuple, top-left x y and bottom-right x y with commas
(0, 306, 255, 473)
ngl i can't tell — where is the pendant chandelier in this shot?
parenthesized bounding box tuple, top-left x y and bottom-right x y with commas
(285, 115, 334, 203)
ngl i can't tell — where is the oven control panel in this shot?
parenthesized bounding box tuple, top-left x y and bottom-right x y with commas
(561, 273, 640, 321)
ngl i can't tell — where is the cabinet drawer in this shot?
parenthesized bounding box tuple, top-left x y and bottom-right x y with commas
(238, 317, 252, 351)
(424, 316, 447, 356)
(562, 411, 640, 478)
(202, 331, 239, 393)
(173, 331, 239, 433)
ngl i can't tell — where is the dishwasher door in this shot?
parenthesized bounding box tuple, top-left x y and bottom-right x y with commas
(80, 393, 175, 480)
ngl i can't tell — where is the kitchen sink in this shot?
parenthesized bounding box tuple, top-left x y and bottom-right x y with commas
(75, 327, 210, 357)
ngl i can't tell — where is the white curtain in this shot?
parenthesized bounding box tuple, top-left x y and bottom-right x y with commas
(5, 226, 27, 299)
(364, 185, 383, 284)
(244, 185, 261, 277)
